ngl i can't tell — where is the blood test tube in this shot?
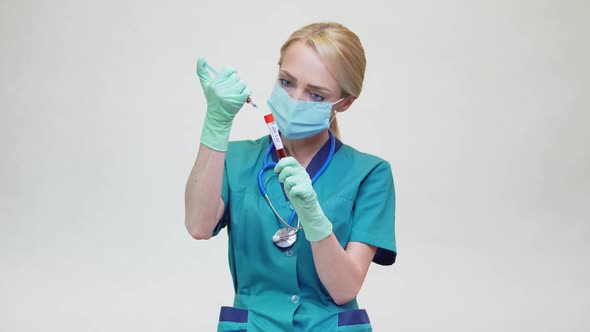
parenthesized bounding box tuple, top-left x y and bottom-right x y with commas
(264, 113, 286, 159)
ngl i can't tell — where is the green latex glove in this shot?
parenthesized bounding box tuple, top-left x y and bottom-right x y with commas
(274, 157, 333, 242)
(196, 56, 251, 151)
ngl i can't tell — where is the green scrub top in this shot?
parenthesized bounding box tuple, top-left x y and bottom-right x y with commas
(212, 133, 396, 332)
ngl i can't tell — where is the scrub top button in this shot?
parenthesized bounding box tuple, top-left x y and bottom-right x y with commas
(285, 249, 293, 256)
(290, 295, 300, 304)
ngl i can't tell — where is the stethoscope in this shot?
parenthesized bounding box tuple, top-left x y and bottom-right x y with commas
(257, 131, 336, 249)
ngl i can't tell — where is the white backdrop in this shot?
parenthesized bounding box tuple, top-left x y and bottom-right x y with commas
(1, 0, 588, 331)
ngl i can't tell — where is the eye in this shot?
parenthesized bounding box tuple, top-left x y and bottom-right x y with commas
(310, 92, 325, 102)
(279, 79, 293, 87)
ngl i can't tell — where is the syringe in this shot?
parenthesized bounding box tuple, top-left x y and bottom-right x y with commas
(202, 62, 259, 109)
(202, 61, 286, 159)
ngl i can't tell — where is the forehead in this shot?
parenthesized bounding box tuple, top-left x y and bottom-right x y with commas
(280, 41, 339, 91)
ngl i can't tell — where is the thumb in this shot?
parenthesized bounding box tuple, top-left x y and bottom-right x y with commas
(196, 56, 211, 85)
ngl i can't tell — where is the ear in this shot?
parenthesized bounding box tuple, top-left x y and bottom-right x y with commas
(334, 96, 357, 113)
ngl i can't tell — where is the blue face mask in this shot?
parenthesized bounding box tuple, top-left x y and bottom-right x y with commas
(266, 83, 343, 140)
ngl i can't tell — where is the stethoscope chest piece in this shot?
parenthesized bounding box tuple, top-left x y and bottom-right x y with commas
(272, 227, 297, 248)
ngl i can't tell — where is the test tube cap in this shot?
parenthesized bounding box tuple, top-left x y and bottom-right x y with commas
(264, 113, 275, 124)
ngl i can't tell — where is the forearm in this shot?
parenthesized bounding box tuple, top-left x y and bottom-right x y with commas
(310, 234, 376, 305)
(184, 144, 226, 239)
(274, 157, 377, 304)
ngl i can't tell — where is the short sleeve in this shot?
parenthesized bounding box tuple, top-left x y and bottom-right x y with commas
(349, 160, 397, 265)
(211, 160, 230, 237)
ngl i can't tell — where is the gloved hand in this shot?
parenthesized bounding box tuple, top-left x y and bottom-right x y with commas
(196, 56, 252, 151)
(274, 157, 333, 242)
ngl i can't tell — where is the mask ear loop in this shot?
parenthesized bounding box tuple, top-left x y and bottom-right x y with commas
(329, 109, 338, 125)
(329, 96, 345, 124)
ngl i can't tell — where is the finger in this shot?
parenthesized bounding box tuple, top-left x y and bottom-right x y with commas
(222, 81, 247, 100)
(217, 66, 237, 81)
(283, 169, 310, 190)
(196, 56, 211, 85)
(292, 171, 311, 185)
(223, 81, 247, 96)
(291, 174, 315, 195)
(283, 175, 298, 191)
(218, 73, 240, 86)
(279, 165, 297, 182)
(239, 86, 253, 103)
(274, 157, 297, 174)
(288, 183, 307, 199)
(278, 166, 293, 183)
(283, 180, 293, 195)
(288, 184, 312, 203)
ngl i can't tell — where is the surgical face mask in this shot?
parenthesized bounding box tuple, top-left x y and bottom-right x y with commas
(266, 83, 343, 140)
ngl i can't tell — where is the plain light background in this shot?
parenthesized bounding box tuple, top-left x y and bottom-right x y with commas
(1, 0, 588, 331)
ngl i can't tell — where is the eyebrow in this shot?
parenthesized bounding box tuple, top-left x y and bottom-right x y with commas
(279, 69, 333, 93)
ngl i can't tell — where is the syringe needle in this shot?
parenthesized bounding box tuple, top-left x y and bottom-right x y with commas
(247, 98, 258, 109)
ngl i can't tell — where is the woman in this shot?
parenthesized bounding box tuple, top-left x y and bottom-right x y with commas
(185, 22, 396, 331)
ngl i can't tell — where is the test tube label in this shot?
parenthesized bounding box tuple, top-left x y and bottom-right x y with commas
(267, 122, 284, 150)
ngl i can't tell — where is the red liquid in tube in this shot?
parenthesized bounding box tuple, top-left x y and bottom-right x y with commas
(264, 113, 286, 159)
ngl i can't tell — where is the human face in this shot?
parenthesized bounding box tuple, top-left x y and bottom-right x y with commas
(278, 41, 342, 103)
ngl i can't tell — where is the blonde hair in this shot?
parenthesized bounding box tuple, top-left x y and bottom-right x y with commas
(278, 22, 367, 139)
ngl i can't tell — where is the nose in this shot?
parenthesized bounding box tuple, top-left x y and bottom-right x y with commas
(288, 88, 307, 101)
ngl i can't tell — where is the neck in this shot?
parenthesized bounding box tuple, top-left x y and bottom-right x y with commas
(282, 130, 330, 168)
